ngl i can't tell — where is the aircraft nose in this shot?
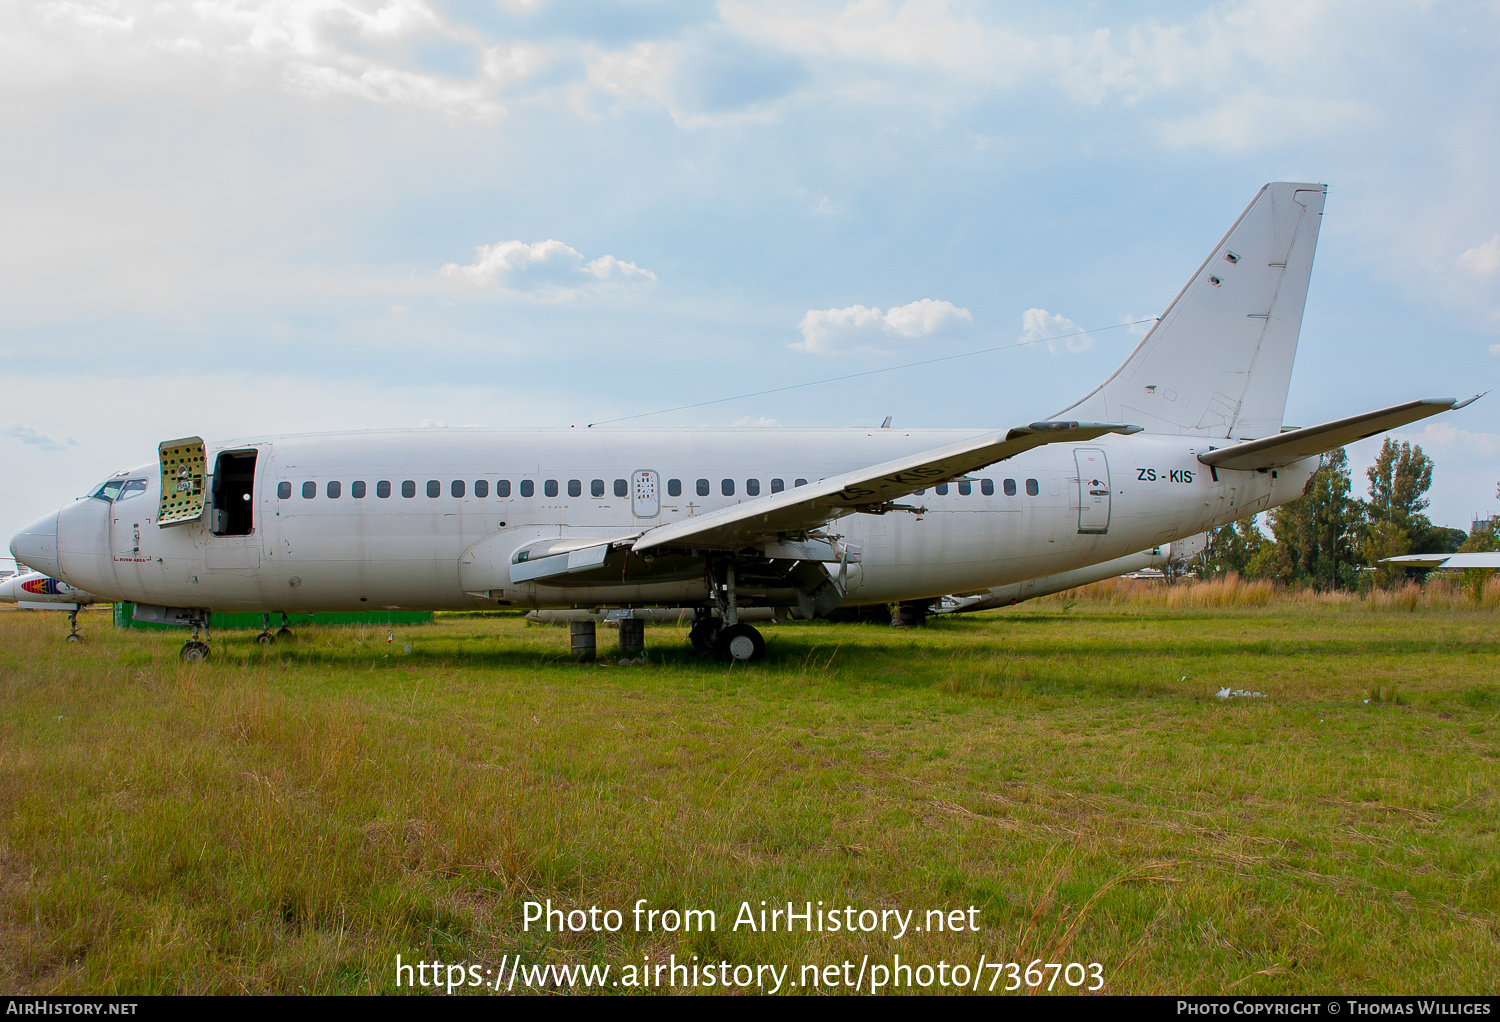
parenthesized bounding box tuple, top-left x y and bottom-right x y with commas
(10, 511, 61, 578)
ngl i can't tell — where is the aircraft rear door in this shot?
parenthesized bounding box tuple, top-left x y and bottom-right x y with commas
(631, 470, 660, 519)
(1074, 448, 1112, 534)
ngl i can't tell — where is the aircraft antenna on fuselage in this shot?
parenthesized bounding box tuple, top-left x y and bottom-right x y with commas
(585, 319, 1153, 427)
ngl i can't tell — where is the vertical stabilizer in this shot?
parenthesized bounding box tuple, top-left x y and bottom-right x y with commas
(1056, 183, 1326, 439)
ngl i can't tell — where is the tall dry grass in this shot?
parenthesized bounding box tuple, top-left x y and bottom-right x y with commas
(1042, 572, 1500, 611)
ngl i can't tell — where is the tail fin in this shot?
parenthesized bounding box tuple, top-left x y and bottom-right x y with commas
(1056, 183, 1326, 440)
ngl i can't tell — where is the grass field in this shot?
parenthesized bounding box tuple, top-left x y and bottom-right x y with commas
(1, 589, 1497, 995)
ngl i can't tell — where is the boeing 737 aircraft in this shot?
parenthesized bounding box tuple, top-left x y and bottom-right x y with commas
(8, 183, 1479, 662)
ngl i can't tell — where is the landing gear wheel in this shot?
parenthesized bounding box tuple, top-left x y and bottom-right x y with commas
(713, 623, 765, 663)
(256, 631, 275, 646)
(689, 619, 720, 653)
(180, 640, 211, 663)
(276, 627, 292, 638)
(65, 633, 82, 643)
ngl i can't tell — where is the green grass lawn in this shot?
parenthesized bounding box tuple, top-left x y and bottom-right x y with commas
(1, 599, 1496, 995)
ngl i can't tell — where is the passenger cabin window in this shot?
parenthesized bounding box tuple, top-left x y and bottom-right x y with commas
(474, 480, 488, 498)
(352, 481, 366, 498)
(722, 479, 735, 496)
(302, 482, 316, 499)
(795, 479, 808, 487)
(1026, 478, 1039, 496)
(427, 480, 440, 498)
(210, 451, 258, 536)
(402, 481, 416, 498)
(377, 480, 391, 498)
(958, 480, 971, 496)
(771, 478, 784, 493)
(568, 479, 581, 497)
(696, 479, 710, 496)
(667, 478, 682, 497)
(520, 480, 534, 497)
(1004, 479, 1017, 496)
(327, 481, 341, 499)
(544, 480, 558, 498)
(981, 479, 994, 496)
(614, 479, 628, 498)
(277, 482, 292, 499)
(935, 483, 949, 495)
(591, 479, 604, 497)
(497, 480, 511, 497)
(746, 479, 760, 497)
(451, 480, 464, 498)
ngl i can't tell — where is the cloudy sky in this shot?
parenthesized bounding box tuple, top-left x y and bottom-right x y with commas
(3, 0, 1499, 557)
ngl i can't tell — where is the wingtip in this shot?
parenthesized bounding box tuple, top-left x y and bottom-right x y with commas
(1452, 392, 1486, 411)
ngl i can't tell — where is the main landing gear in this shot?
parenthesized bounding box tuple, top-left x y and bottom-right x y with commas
(704, 560, 766, 663)
(276, 612, 293, 639)
(180, 617, 211, 662)
(65, 607, 82, 643)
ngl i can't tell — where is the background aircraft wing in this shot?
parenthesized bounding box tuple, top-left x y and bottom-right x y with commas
(1381, 552, 1500, 569)
(632, 420, 1140, 554)
(1196, 397, 1479, 472)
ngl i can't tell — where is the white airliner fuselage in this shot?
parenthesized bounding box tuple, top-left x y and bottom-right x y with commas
(30, 428, 1314, 615)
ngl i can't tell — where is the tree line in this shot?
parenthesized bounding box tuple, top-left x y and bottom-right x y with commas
(1202, 437, 1498, 590)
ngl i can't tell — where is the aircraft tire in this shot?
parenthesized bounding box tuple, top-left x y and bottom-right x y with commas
(276, 627, 293, 638)
(256, 631, 275, 646)
(713, 624, 765, 663)
(689, 619, 719, 653)
(180, 641, 210, 663)
(65, 633, 81, 643)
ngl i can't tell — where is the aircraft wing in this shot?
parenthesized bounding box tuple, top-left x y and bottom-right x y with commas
(632, 420, 1141, 555)
(1381, 553, 1500, 569)
(1196, 397, 1479, 472)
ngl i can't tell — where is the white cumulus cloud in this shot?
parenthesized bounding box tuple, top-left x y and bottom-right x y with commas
(1459, 236, 1500, 278)
(794, 298, 971, 353)
(1020, 308, 1092, 354)
(440, 239, 656, 299)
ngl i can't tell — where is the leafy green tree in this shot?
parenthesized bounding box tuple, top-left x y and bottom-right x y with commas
(1266, 448, 1361, 589)
(1203, 516, 1273, 578)
(1457, 523, 1497, 602)
(1365, 436, 1435, 542)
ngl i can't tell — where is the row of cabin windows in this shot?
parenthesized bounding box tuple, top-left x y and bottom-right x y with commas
(276, 476, 1043, 500)
(922, 478, 1040, 497)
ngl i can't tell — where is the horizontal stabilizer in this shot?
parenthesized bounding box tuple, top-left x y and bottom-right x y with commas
(1380, 552, 1500, 570)
(1196, 397, 1476, 472)
(634, 420, 1140, 554)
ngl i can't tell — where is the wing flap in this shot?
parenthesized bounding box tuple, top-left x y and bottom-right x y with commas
(1197, 398, 1475, 471)
(633, 420, 1139, 554)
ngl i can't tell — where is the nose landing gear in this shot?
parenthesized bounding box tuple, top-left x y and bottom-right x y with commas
(180, 618, 211, 662)
(65, 607, 82, 643)
(275, 612, 292, 639)
(256, 613, 276, 645)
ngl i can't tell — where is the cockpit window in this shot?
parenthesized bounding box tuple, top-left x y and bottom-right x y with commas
(90, 478, 146, 502)
(90, 479, 126, 502)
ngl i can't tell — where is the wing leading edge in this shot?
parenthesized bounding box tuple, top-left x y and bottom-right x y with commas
(632, 420, 1141, 555)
